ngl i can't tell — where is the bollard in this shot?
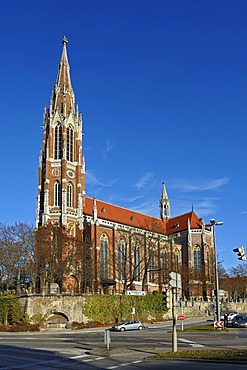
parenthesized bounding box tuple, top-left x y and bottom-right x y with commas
(104, 329, 111, 350)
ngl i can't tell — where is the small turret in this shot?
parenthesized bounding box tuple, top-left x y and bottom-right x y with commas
(160, 182, 170, 220)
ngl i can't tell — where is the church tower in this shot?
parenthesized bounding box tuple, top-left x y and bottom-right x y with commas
(36, 37, 85, 236)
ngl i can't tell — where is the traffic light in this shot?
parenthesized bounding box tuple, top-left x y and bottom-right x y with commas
(233, 246, 247, 261)
(162, 291, 170, 308)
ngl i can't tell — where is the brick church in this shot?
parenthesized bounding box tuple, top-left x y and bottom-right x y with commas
(35, 37, 215, 299)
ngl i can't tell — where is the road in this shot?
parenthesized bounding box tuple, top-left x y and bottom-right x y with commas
(0, 318, 246, 369)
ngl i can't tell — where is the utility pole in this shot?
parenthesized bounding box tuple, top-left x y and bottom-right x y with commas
(172, 287, 177, 353)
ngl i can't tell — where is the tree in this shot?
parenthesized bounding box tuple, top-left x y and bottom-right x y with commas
(218, 258, 229, 279)
(0, 222, 34, 292)
(228, 263, 247, 278)
(227, 263, 247, 302)
(35, 224, 84, 293)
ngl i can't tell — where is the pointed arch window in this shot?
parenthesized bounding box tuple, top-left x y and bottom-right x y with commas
(66, 126, 74, 162)
(67, 183, 73, 208)
(174, 250, 179, 271)
(118, 239, 126, 281)
(54, 181, 61, 206)
(100, 234, 108, 280)
(206, 247, 210, 276)
(194, 245, 201, 271)
(54, 123, 62, 159)
(149, 249, 155, 283)
(162, 249, 167, 280)
(133, 242, 141, 282)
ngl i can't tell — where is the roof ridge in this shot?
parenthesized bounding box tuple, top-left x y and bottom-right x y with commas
(85, 196, 162, 221)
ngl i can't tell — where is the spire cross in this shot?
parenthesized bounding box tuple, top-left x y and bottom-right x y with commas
(62, 36, 68, 45)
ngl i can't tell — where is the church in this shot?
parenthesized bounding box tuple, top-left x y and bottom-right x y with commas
(35, 37, 215, 300)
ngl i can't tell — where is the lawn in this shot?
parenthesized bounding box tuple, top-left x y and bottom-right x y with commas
(151, 349, 247, 361)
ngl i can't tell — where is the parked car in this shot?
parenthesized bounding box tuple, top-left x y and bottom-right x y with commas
(220, 311, 238, 322)
(112, 320, 144, 331)
(232, 315, 247, 328)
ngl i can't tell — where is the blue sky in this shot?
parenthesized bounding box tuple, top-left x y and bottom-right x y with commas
(1, 0, 247, 269)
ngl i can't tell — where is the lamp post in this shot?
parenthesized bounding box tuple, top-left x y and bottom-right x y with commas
(206, 219, 223, 322)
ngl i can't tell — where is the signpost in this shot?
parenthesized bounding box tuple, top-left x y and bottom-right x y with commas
(169, 272, 181, 353)
(178, 314, 185, 331)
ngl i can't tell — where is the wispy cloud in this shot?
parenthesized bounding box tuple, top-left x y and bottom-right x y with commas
(131, 200, 158, 216)
(86, 170, 118, 187)
(135, 172, 155, 190)
(171, 176, 230, 192)
(172, 196, 220, 217)
(103, 139, 114, 159)
(120, 195, 145, 203)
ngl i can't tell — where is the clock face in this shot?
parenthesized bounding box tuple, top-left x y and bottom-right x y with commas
(67, 170, 75, 178)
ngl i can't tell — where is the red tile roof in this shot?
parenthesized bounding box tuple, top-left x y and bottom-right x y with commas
(84, 197, 203, 235)
(166, 211, 203, 234)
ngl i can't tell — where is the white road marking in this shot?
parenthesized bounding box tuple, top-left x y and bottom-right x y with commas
(179, 337, 205, 347)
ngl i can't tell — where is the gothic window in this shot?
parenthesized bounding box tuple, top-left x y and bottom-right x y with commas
(206, 248, 210, 276)
(162, 249, 167, 279)
(194, 245, 201, 271)
(67, 182, 73, 208)
(66, 126, 74, 162)
(100, 234, 108, 280)
(54, 181, 61, 206)
(133, 242, 141, 281)
(118, 239, 126, 281)
(149, 249, 155, 283)
(174, 250, 179, 271)
(54, 123, 62, 159)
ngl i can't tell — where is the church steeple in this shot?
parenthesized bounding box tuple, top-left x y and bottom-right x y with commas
(36, 38, 85, 231)
(50, 36, 75, 116)
(160, 181, 170, 220)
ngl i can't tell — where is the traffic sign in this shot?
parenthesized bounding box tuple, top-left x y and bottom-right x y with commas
(126, 290, 146, 296)
(214, 321, 224, 328)
(178, 315, 185, 321)
(169, 272, 181, 288)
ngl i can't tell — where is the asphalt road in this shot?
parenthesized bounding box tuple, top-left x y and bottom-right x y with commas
(0, 318, 246, 369)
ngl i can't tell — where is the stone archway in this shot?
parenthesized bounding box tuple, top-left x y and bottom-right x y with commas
(45, 312, 69, 329)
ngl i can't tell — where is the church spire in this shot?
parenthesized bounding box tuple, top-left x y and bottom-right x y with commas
(160, 181, 170, 220)
(36, 38, 85, 229)
(51, 36, 75, 115)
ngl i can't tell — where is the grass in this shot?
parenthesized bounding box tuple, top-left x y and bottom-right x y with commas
(150, 349, 247, 361)
(179, 324, 228, 332)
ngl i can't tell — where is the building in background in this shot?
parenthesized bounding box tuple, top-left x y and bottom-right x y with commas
(35, 38, 215, 299)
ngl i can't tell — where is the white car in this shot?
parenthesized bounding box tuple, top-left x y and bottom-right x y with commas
(112, 320, 144, 331)
(220, 312, 238, 322)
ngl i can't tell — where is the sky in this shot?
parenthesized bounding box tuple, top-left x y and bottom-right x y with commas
(0, 0, 247, 270)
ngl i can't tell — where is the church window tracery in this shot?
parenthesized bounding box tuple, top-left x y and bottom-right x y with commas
(67, 126, 74, 162)
(67, 182, 73, 208)
(194, 245, 201, 271)
(54, 181, 61, 206)
(100, 234, 109, 280)
(54, 123, 62, 159)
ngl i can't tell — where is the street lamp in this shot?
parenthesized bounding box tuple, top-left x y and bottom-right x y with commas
(206, 219, 223, 322)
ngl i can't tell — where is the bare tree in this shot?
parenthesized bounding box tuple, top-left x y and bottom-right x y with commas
(35, 224, 84, 293)
(0, 222, 34, 292)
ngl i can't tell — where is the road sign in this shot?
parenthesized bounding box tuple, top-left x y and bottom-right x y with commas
(214, 321, 224, 328)
(126, 290, 146, 296)
(169, 272, 182, 288)
(178, 315, 185, 321)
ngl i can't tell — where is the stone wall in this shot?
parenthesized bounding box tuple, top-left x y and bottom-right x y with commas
(20, 294, 86, 325)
